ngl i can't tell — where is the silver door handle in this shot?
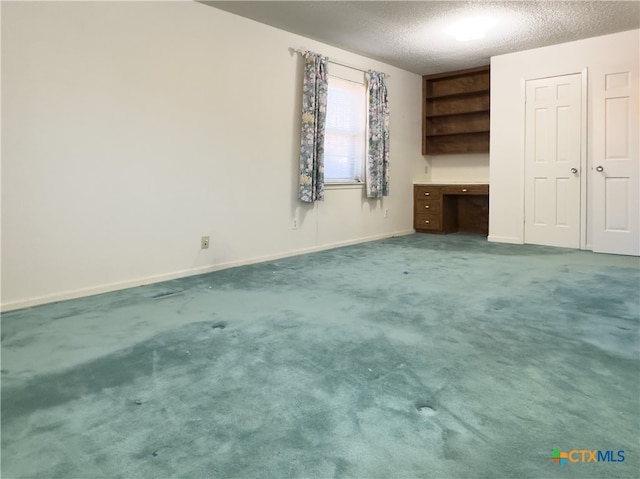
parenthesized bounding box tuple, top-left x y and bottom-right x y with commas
(596, 165, 604, 172)
(570, 168, 578, 174)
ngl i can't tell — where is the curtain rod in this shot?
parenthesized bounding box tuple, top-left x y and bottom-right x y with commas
(293, 48, 390, 78)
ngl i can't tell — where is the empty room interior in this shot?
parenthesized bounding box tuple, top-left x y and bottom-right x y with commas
(2, 1, 640, 478)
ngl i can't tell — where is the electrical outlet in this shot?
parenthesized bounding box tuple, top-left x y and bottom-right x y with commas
(384, 209, 389, 218)
(425, 165, 429, 174)
(291, 218, 298, 230)
(201, 236, 210, 249)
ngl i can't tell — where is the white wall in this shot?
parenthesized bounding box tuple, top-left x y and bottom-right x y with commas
(1, 2, 423, 310)
(489, 29, 640, 244)
(422, 153, 489, 183)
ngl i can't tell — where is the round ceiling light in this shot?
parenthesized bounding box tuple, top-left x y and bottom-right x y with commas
(446, 16, 498, 41)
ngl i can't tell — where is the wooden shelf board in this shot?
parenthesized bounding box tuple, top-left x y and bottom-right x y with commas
(426, 89, 490, 100)
(422, 65, 490, 81)
(426, 130, 489, 138)
(426, 108, 490, 118)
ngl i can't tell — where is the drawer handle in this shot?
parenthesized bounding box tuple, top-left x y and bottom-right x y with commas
(462, 188, 468, 192)
(425, 220, 430, 224)
(424, 192, 429, 196)
(424, 205, 429, 209)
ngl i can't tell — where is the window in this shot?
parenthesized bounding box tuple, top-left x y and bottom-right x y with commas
(323, 76, 366, 183)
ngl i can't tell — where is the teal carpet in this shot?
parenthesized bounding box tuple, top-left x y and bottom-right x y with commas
(2, 234, 639, 478)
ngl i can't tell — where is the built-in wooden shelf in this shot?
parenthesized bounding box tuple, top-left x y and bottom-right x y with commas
(422, 66, 490, 155)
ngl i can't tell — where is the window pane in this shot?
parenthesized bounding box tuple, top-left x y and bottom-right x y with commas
(324, 77, 366, 182)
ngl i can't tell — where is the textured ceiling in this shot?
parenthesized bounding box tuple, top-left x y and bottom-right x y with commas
(204, 1, 640, 74)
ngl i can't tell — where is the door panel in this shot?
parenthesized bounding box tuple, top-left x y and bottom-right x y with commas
(533, 177, 548, 225)
(556, 178, 571, 226)
(524, 74, 582, 248)
(605, 98, 629, 158)
(592, 66, 639, 256)
(604, 178, 629, 231)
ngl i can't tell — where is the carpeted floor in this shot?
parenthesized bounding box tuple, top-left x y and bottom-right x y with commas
(1, 234, 639, 479)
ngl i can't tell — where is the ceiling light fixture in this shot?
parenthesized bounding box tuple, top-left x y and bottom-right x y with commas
(446, 16, 497, 41)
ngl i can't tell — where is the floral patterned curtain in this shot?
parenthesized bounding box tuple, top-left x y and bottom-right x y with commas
(366, 71, 390, 198)
(299, 51, 328, 203)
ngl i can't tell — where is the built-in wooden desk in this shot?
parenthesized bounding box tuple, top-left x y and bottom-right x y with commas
(413, 183, 489, 235)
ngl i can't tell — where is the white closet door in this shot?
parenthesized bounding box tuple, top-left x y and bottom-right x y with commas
(591, 65, 640, 256)
(524, 74, 583, 249)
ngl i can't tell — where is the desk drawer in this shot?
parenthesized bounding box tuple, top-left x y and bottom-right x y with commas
(414, 185, 441, 198)
(415, 199, 441, 214)
(441, 184, 488, 195)
(415, 213, 441, 231)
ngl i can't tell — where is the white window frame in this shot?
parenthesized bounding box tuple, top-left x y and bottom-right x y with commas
(323, 75, 367, 186)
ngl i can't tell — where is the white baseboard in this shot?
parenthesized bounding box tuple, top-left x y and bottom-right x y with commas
(487, 235, 523, 245)
(1, 229, 415, 312)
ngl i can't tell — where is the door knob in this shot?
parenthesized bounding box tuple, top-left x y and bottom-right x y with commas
(570, 168, 578, 174)
(595, 165, 604, 172)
